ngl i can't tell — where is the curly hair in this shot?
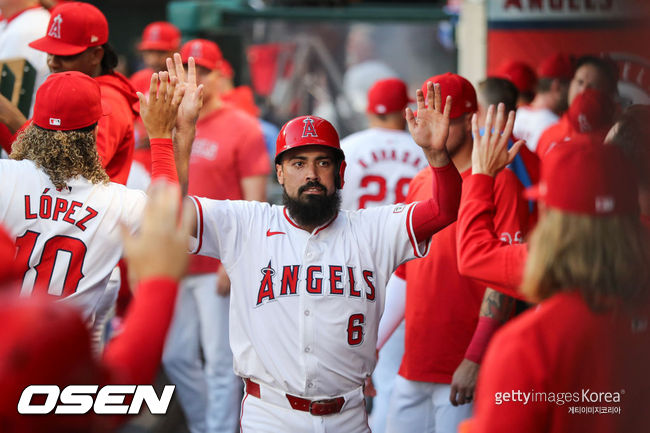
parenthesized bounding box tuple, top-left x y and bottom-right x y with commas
(10, 124, 109, 190)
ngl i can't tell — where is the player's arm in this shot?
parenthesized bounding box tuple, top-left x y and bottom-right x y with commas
(407, 81, 463, 242)
(376, 265, 407, 351)
(456, 105, 527, 297)
(451, 287, 516, 406)
(241, 175, 267, 201)
(166, 53, 204, 196)
(137, 70, 185, 186)
(103, 182, 192, 385)
(0, 93, 27, 134)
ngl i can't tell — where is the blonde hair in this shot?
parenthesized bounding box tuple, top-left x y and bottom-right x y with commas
(522, 209, 650, 311)
(10, 124, 109, 190)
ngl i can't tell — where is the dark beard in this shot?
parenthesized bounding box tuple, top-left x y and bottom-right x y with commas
(282, 181, 341, 228)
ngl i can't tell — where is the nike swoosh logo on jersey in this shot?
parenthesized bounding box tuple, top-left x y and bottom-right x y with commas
(266, 229, 286, 237)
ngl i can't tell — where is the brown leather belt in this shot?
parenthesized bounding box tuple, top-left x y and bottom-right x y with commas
(244, 378, 345, 416)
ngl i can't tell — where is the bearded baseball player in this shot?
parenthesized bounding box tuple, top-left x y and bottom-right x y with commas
(180, 82, 461, 431)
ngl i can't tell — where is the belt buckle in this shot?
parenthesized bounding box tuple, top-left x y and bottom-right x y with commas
(309, 398, 339, 416)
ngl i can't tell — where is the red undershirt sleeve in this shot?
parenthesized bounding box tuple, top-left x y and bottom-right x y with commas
(149, 138, 179, 184)
(102, 277, 179, 384)
(411, 162, 462, 243)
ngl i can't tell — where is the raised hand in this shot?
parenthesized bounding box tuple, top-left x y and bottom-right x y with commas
(166, 53, 204, 130)
(406, 81, 452, 167)
(470, 103, 524, 177)
(121, 181, 193, 285)
(137, 71, 185, 140)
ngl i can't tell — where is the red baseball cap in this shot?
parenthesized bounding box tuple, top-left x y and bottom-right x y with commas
(496, 60, 538, 94)
(568, 88, 615, 134)
(537, 53, 574, 81)
(180, 39, 223, 71)
(138, 21, 181, 52)
(220, 59, 234, 79)
(421, 73, 478, 119)
(0, 296, 101, 432)
(29, 2, 108, 56)
(33, 71, 107, 131)
(367, 78, 414, 115)
(525, 137, 639, 216)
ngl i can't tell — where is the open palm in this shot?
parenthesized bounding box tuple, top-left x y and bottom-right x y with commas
(166, 53, 203, 130)
(407, 81, 452, 153)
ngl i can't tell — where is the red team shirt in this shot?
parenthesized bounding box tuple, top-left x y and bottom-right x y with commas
(95, 72, 139, 185)
(129, 67, 154, 94)
(188, 103, 270, 274)
(400, 167, 528, 383)
(470, 292, 650, 433)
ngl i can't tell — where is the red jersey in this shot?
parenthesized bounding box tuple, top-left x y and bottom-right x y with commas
(129, 67, 153, 94)
(471, 292, 650, 433)
(188, 104, 270, 274)
(400, 167, 528, 383)
(95, 72, 138, 185)
(536, 114, 608, 161)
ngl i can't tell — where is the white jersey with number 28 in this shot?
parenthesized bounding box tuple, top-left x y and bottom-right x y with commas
(0, 159, 145, 325)
(190, 197, 430, 397)
(340, 128, 428, 210)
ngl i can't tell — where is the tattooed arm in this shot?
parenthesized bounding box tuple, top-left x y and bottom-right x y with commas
(450, 288, 516, 406)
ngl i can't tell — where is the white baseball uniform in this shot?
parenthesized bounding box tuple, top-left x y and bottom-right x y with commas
(340, 128, 428, 210)
(513, 106, 559, 152)
(189, 197, 430, 431)
(0, 159, 145, 340)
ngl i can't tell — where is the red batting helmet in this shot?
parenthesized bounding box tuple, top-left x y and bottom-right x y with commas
(275, 116, 346, 187)
(275, 116, 344, 164)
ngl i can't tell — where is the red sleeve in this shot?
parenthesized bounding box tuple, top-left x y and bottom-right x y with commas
(470, 328, 549, 433)
(236, 119, 270, 178)
(464, 316, 502, 364)
(0, 121, 29, 154)
(149, 138, 178, 184)
(456, 173, 528, 299)
(411, 162, 462, 243)
(102, 277, 179, 384)
(0, 123, 14, 154)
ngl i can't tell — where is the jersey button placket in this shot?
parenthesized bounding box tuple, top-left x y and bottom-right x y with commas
(302, 263, 316, 395)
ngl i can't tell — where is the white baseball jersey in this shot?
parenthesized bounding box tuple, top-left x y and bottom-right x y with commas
(513, 106, 559, 152)
(189, 197, 429, 397)
(340, 128, 428, 210)
(0, 159, 146, 325)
